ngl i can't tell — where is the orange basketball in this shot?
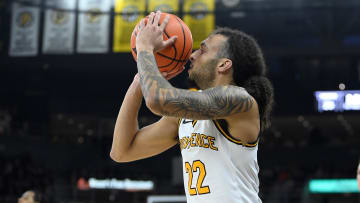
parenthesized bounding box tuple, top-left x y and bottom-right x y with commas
(131, 13, 193, 78)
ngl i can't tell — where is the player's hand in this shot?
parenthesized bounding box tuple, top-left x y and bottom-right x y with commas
(136, 11, 177, 53)
(161, 72, 174, 80)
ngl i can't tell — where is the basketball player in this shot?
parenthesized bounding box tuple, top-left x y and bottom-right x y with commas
(18, 190, 44, 203)
(110, 11, 274, 203)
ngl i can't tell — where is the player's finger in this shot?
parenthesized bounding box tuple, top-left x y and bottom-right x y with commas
(162, 71, 173, 80)
(148, 12, 155, 24)
(153, 10, 161, 26)
(159, 14, 170, 31)
(161, 72, 168, 78)
(163, 36, 177, 48)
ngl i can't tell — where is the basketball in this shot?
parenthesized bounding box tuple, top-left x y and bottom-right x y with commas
(131, 12, 193, 78)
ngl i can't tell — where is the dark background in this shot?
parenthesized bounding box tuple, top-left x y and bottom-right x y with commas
(0, 0, 360, 202)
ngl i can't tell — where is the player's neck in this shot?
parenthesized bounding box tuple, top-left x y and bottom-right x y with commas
(197, 75, 232, 90)
(213, 75, 233, 87)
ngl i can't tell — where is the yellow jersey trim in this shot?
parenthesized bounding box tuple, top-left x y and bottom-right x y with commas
(192, 120, 198, 127)
(178, 118, 182, 128)
(213, 120, 258, 147)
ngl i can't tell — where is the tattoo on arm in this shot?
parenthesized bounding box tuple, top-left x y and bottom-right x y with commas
(137, 51, 254, 119)
(161, 86, 254, 119)
(137, 51, 172, 99)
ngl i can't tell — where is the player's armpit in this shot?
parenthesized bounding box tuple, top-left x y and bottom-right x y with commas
(112, 116, 179, 163)
(148, 85, 257, 120)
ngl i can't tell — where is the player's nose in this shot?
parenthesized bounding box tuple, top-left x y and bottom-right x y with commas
(189, 50, 198, 62)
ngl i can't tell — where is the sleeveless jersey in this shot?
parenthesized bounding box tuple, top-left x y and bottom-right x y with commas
(178, 119, 261, 203)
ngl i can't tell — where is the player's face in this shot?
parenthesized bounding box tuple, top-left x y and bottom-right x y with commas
(18, 191, 36, 203)
(188, 34, 226, 89)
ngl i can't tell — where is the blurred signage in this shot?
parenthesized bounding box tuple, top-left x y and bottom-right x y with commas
(309, 179, 359, 193)
(315, 90, 360, 112)
(113, 0, 145, 52)
(147, 195, 187, 203)
(9, 0, 41, 56)
(77, 0, 111, 53)
(77, 178, 154, 191)
(183, 0, 215, 49)
(148, 0, 179, 13)
(43, 0, 76, 54)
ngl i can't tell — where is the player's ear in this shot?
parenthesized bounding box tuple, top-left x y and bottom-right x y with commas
(217, 58, 232, 73)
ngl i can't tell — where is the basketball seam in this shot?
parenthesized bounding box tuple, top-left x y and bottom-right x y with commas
(162, 16, 187, 72)
(157, 29, 178, 68)
(133, 29, 180, 67)
(132, 15, 192, 73)
(156, 53, 188, 63)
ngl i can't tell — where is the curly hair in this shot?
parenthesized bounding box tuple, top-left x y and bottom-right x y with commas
(212, 27, 274, 131)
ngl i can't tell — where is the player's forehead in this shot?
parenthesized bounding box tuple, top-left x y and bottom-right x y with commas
(201, 34, 227, 50)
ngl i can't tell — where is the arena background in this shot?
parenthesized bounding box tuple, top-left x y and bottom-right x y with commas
(0, 0, 360, 202)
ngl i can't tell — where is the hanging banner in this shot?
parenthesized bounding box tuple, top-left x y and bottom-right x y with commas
(77, 0, 111, 53)
(43, 0, 77, 54)
(113, 0, 145, 53)
(0, 0, 5, 52)
(9, 0, 41, 57)
(148, 0, 179, 13)
(183, 0, 215, 49)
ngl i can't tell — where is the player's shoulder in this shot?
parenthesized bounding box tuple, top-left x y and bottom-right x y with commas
(219, 85, 259, 114)
(222, 85, 260, 124)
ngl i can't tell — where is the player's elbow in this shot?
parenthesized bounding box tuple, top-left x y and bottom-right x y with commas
(110, 144, 132, 163)
(110, 150, 129, 163)
(110, 150, 123, 163)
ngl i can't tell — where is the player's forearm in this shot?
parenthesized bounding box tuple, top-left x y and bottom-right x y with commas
(110, 83, 143, 162)
(137, 51, 173, 97)
(136, 51, 253, 119)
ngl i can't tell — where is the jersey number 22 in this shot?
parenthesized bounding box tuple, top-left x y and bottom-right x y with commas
(185, 160, 210, 195)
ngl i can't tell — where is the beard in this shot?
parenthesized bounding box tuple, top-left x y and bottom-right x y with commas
(188, 59, 217, 89)
(186, 77, 199, 90)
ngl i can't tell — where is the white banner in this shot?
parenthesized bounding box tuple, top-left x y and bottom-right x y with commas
(43, 0, 77, 54)
(9, 1, 40, 57)
(77, 0, 111, 53)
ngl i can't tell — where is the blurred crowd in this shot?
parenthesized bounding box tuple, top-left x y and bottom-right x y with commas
(0, 109, 11, 136)
(0, 155, 54, 203)
(0, 106, 359, 203)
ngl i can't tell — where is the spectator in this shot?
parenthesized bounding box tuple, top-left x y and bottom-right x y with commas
(18, 190, 45, 203)
(0, 110, 11, 136)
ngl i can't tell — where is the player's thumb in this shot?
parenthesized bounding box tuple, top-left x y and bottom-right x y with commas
(163, 36, 177, 48)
